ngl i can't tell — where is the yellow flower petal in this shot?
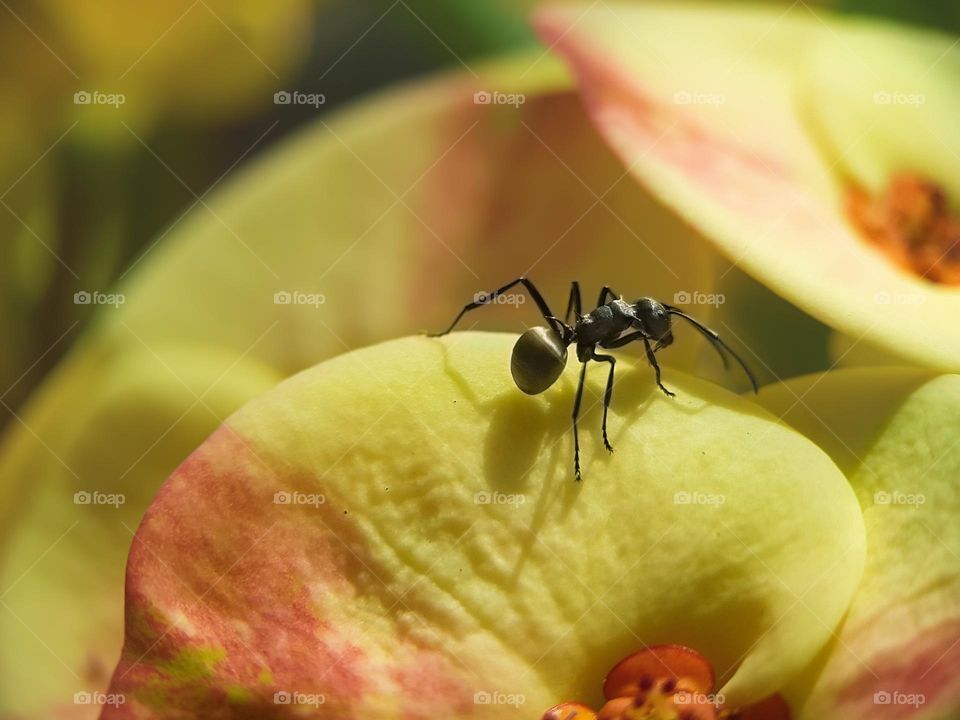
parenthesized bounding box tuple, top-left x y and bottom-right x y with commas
(102, 333, 864, 716)
(535, 3, 960, 371)
(0, 346, 279, 715)
(757, 369, 960, 719)
(0, 53, 729, 718)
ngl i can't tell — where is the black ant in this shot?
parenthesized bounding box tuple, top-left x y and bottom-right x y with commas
(429, 277, 758, 480)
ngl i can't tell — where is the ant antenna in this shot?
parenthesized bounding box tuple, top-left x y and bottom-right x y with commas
(665, 307, 759, 393)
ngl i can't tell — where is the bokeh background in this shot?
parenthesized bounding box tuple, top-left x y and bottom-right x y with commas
(2, 0, 959, 426)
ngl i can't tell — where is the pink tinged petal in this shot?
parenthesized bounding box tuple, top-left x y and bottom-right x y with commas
(0, 54, 726, 719)
(534, 3, 960, 372)
(757, 369, 960, 719)
(0, 346, 280, 720)
(101, 334, 864, 718)
(834, 622, 960, 719)
(105, 425, 471, 719)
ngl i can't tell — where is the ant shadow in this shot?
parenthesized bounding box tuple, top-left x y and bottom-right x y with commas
(435, 341, 706, 587)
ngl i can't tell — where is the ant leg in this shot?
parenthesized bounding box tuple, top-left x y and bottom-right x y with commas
(643, 337, 675, 397)
(590, 351, 617, 453)
(596, 286, 619, 308)
(571, 361, 587, 481)
(428, 277, 562, 337)
(564, 281, 582, 324)
(601, 330, 647, 349)
(599, 332, 674, 397)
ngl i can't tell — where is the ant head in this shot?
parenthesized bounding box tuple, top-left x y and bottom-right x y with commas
(511, 326, 568, 395)
(634, 298, 673, 346)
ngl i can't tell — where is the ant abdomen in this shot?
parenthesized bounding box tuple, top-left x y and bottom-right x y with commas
(511, 326, 568, 395)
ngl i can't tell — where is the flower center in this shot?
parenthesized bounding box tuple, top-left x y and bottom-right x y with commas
(540, 645, 790, 720)
(846, 171, 960, 284)
(593, 676, 720, 719)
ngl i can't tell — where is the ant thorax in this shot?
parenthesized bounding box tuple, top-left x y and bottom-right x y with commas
(578, 300, 635, 346)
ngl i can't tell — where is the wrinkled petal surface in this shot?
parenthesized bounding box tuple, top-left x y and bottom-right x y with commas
(103, 333, 863, 717)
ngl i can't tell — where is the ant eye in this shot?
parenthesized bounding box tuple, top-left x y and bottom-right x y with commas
(511, 327, 568, 395)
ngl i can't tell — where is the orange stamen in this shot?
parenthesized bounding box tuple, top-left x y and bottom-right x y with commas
(847, 171, 960, 284)
(540, 644, 791, 720)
